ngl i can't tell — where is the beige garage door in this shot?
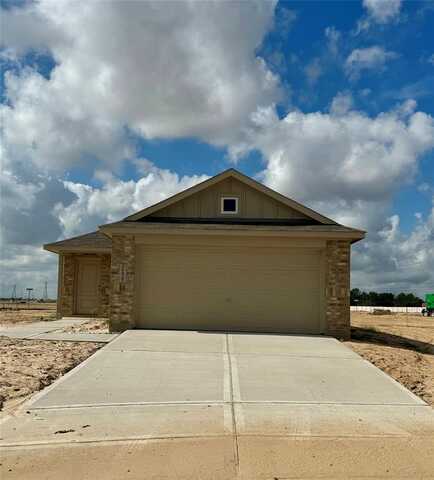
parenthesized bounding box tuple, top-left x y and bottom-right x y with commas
(135, 242, 324, 334)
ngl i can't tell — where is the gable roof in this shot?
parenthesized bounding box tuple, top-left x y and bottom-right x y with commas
(124, 168, 337, 225)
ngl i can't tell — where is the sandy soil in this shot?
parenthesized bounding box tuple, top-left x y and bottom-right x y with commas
(63, 319, 109, 333)
(347, 312, 434, 406)
(0, 336, 101, 413)
(0, 303, 56, 326)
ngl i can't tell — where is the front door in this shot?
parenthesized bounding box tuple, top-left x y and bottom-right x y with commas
(75, 258, 100, 315)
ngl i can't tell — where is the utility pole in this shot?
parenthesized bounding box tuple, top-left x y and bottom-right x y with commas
(11, 284, 17, 302)
(43, 281, 48, 301)
(26, 288, 33, 304)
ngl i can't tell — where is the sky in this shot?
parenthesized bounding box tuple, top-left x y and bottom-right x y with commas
(0, 0, 433, 299)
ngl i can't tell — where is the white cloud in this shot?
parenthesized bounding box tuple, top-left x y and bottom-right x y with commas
(304, 57, 323, 85)
(352, 201, 434, 295)
(0, 244, 57, 299)
(345, 46, 398, 80)
(363, 0, 402, 24)
(234, 101, 434, 218)
(228, 98, 434, 294)
(330, 91, 354, 116)
(0, 3, 66, 57)
(54, 165, 208, 238)
(1, 0, 433, 299)
(278, 7, 297, 33)
(2, 0, 280, 171)
(0, 159, 208, 297)
(325, 26, 341, 57)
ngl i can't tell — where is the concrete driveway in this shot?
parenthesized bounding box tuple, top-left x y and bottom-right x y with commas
(1, 330, 434, 479)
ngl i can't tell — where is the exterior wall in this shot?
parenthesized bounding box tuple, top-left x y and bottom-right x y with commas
(57, 253, 76, 317)
(57, 252, 111, 319)
(56, 253, 64, 319)
(150, 177, 309, 220)
(109, 235, 136, 332)
(98, 254, 111, 317)
(56, 236, 353, 339)
(325, 240, 351, 340)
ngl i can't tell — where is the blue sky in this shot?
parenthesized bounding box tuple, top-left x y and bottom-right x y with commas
(60, 0, 434, 233)
(1, 0, 434, 297)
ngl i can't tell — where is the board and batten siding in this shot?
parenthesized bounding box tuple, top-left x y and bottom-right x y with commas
(149, 177, 310, 220)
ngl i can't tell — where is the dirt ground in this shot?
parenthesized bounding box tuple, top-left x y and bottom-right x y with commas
(0, 337, 101, 414)
(63, 319, 109, 333)
(0, 302, 109, 333)
(0, 304, 105, 415)
(0, 302, 57, 325)
(347, 312, 434, 407)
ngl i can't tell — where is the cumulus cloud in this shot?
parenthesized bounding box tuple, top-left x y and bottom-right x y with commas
(1, 0, 433, 299)
(325, 26, 341, 57)
(345, 46, 398, 80)
(1, 0, 280, 172)
(0, 159, 207, 297)
(363, 0, 402, 24)
(304, 57, 323, 86)
(356, 0, 402, 33)
(352, 202, 434, 295)
(227, 97, 434, 293)
(54, 165, 208, 238)
(0, 3, 65, 57)
(0, 244, 57, 299)
(330, 91, 354, 116)
(231, 98, 434, 228)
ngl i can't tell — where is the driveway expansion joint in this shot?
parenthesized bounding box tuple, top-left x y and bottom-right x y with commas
(225, 333, 240, 468)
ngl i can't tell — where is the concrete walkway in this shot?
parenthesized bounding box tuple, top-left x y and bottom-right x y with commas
(1, 330, 433, 479)
(0, 318, 117, 343)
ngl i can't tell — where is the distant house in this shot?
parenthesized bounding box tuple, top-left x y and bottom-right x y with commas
(44, 169, 364, 339)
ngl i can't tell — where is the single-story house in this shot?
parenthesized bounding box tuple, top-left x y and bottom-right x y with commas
(44, 169, 365, 339)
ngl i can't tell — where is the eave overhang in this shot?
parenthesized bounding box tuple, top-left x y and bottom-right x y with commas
(99, 221, 365, 243)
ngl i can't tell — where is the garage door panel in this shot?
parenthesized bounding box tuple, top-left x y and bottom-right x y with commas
(136, 244, 323, 333)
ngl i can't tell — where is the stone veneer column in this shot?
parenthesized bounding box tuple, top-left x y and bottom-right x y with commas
(58, 253, 76, 317)
(110, 235, 136, 332)
(325, 240, 351, 340)
(98, 254, 111, 317)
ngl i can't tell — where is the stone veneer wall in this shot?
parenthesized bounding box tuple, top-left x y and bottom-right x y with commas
(57, 253, 75, 317)
(109, 235, 136, 332)
(98, 254, 111, 317)
(57, 252, 111, 319)
(325, 240, 351, 340)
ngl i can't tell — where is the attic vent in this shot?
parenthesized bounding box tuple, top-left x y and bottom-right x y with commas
(221, 197, 238, 214)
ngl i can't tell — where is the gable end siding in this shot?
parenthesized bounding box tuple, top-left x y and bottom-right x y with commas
(149, 177, 309, 220)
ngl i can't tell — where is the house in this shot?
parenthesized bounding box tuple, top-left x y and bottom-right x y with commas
(44, 169, 365, 339)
